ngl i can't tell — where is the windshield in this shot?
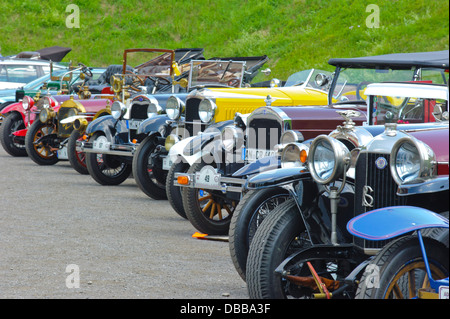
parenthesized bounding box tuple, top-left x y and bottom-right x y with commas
(331, 68, 414, 103)
(189, 60, 245, 88)
(23, 74, 52, 89)
(371, 95, 448, 125)
(283, 69, 333, 90)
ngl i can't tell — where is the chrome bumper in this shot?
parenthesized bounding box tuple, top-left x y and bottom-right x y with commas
(76, 140, 136, 157)
(174, 170, 247, 194)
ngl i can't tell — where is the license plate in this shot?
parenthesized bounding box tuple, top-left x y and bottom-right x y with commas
(162, 156, 173, 170)
(245, 148, 276, 162)
(440, 286, 449, 299)
(195, 165, 221, 188)
(127, 119, 142, 130)
(57, 146, 68, 159)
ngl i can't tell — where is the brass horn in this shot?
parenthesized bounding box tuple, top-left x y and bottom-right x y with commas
(73, 118, 89, 131)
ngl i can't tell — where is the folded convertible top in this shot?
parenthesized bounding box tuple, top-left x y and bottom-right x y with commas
(328, 50, 449, 69)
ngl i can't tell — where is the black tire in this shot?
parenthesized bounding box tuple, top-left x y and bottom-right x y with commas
(67, 130, 88, 175)
(0, 112, 27, 156)
(182, 160, 236, 235)
(86, 132, 131, 185)
(25, 119, 59, 165)
(166, 156, 190, 219)
(229, 187, 291, 281)
(356, 236, 449, 299)
(246, 199, 307, 299)
(132, 135, 167, 200)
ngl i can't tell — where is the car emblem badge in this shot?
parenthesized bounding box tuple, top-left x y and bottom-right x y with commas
(362, 185, 374, 208)
(375, 157, 387, 169)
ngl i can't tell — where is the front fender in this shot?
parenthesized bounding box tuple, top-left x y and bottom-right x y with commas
(1, 101, 24, 116)
(397, 176, 449, 196)
(232, 155, 280, 177)
(347, 206, 449, 241)
(136, 114, 171, 135)
(86, 115, 123, 142)
(247, 167, 311, 189)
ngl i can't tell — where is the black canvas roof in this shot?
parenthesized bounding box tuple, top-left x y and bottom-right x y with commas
(328, 50, 449, 69)
(36, 46, 72, 62)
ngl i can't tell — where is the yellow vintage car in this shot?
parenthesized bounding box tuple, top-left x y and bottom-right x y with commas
(169, 68, 331, 128)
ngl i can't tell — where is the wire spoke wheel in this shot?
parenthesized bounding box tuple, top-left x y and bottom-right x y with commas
(86, 132, 131, 185)
(95, 153, 127, 177)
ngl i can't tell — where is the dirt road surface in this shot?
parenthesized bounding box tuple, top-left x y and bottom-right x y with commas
(0, 146, 248, 299)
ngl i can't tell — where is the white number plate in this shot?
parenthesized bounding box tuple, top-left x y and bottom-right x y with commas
(245, 148, 276, 162)
(127, 119, 142, 130)
(57, 146, 68, 159)
(93, 136, 110, 151)
(195, 165, 221, 188)
(440, 286, 449, 299)
(162, 156, 173, 170)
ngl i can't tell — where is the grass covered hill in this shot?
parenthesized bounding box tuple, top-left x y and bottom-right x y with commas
(0, 0, 448, 81)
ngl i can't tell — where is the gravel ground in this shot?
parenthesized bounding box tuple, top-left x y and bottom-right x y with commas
(0, 146, 248, 299)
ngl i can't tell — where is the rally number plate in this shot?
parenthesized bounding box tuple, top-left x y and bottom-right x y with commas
(194, 165, 221, 188)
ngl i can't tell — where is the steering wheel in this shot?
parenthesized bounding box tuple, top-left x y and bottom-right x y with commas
(78, 63, 93, 78)
(125, 70, 145, 91)
(399, 99, 423, 120)
(148, 76, 171, 86)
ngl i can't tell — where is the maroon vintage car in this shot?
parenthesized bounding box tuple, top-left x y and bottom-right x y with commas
(174, 50, 449, 236)
(245, 119, 448, 298)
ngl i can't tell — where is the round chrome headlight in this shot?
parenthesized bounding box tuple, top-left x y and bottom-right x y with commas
(281, 143, 309, 168)
(147, 102, 162, 118)
(221, 126, 244, 152)
(390, 137, 436, 185)
(308, 135, 350, 184)
(43, 96, 55, 109)
(166, 96, 184, 120)
(39, 109, 49, 123)
(39, 108, 55, 123)
(111, 101, 126, 120)
(22, 96, 34, 111)
(198, 98, 217, 123)
(280, 130, 304, 145)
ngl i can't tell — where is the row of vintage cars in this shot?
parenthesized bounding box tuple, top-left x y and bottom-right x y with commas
(1, 48, 448, 299)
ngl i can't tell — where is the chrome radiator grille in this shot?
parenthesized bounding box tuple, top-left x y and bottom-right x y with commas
(353, 152, 407, 251)
(246, 116, 282, 151)
(130, 100, 149, 120)
(184, 98, 205, 136)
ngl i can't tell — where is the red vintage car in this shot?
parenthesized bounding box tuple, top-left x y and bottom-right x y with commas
(0, 64, 109, 157)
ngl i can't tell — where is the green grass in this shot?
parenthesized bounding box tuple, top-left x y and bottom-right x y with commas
(0, 0, 448, 81)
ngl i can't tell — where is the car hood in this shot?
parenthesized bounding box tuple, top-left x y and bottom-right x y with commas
(206, 86, 328, 107)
